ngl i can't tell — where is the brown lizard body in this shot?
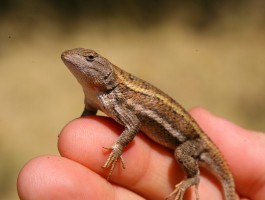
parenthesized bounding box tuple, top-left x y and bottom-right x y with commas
(61, 48, 236, 200)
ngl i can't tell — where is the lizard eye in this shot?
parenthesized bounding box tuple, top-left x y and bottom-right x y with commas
(86, 55, 96, 62)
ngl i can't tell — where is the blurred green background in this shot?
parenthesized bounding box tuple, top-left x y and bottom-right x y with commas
(1, 0, 264, 199)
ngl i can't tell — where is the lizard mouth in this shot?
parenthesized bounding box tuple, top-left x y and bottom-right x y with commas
(61, 50, 72, 64)
(61, 48, 86, 63)
(61, 50, 87, 80)
(61, 50, 86, 70)
(61, 50, 75, 63)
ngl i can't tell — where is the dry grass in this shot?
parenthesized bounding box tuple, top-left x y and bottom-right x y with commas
(0, 16, 264, 199)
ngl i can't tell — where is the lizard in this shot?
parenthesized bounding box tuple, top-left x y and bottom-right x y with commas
(61, 48, 237, 200)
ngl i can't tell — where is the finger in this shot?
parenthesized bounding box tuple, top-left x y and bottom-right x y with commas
(190, 107, 265, 199)
(17, 156, 143, 200)
(58, 116, 226, 199)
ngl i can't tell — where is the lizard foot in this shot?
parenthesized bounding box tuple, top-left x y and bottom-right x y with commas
(166, 177, 199, 200)
(165, 182, 185, 200)
(102, 144, 125, 180)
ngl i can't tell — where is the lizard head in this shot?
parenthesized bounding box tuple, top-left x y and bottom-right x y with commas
(61, 48, 117, 91)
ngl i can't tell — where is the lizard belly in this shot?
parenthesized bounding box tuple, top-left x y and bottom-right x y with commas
(140, 117, 182, 150)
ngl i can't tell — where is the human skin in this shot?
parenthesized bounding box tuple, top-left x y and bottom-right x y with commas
(17, 108, 265, 200)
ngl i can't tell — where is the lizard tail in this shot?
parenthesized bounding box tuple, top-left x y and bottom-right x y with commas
(200, 149, 237, 200)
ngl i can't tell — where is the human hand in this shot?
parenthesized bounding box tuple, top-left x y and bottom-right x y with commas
(17, 108, 265, 199)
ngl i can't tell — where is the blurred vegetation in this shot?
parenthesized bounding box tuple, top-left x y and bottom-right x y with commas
(0, 1, 265, 199)
(1, 0, 264, 33)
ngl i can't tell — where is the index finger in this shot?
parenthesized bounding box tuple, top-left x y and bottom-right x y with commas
(58, 115, 227, 199)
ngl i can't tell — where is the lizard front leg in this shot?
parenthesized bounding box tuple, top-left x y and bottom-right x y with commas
(102, 104, 141, 180)
(81, 105, 97, 116)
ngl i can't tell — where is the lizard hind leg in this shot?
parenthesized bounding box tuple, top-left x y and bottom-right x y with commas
(167, 139, 204, 200)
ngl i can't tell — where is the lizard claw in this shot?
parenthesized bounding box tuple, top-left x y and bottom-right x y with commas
(166, 177, 200, 200)
(165, 182, 184, 200)
(102, 144, 125, 180)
